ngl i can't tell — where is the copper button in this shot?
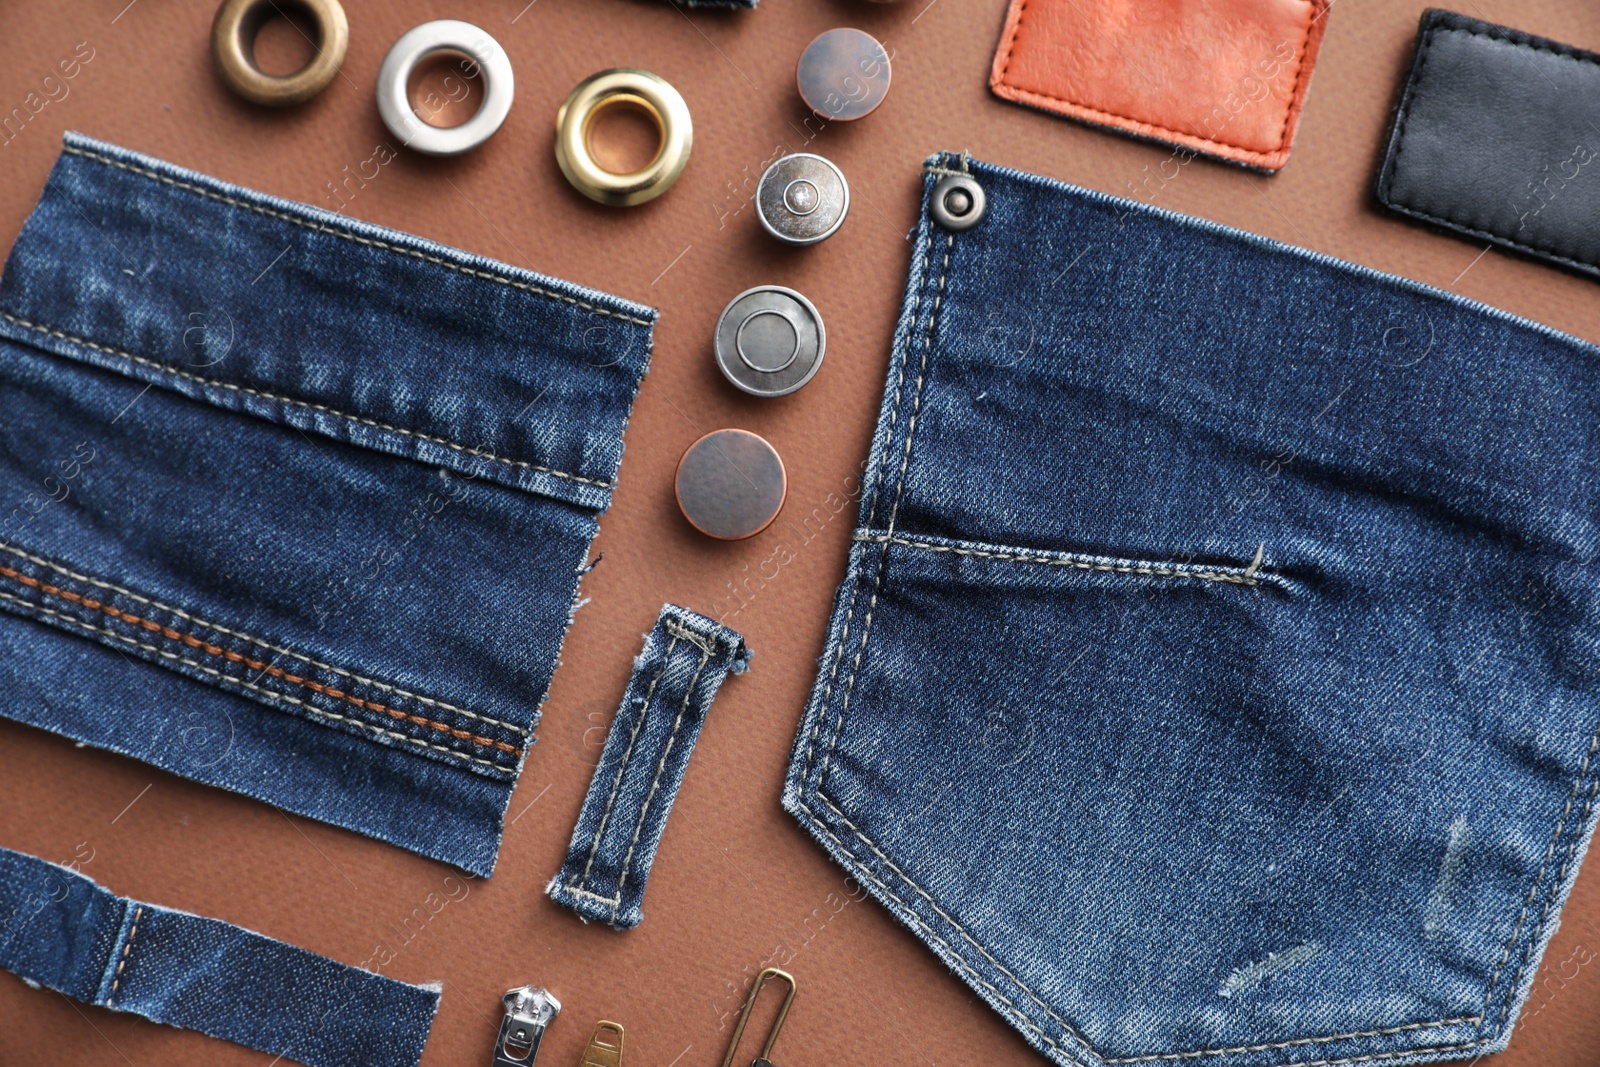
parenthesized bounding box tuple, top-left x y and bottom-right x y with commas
(675, 430, 787, 541)
(796, 28, 891, 122)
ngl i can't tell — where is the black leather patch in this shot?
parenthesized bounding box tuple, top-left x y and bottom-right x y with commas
(1376, 9, 1600, 279)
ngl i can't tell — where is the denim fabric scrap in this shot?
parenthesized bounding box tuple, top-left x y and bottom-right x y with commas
(0, 133, 657, 876)
(548, 605, 750, 929)
(0, 845, 439, 1067)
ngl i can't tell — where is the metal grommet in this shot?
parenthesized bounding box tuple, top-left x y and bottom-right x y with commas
(377, 20, 514, 156)
(211, 0, 348, 107)
(714, 286, 825, 398)
(756, 153, 849, 246)
(556, 69, 692, 207)
(675, 429, 787, 540)
(797, 28, 892, 121)
(931, 174, 986, 231)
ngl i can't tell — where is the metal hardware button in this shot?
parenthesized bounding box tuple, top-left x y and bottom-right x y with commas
(377, 20, 514, 155)
(676, 430, 787, 541)
(930, 173, 986, 231)
(796, 28, 891, 121)
(211, 0, 348, 107)
(714, 286, 825, 397)
(757, 153, 849, 245)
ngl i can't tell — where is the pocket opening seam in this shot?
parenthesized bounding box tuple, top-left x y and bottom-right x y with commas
(855, 533, 1271, 588)
(0, 555, 524, 764)
(0, 311, 611, 491)
(0, 588, 514, 773)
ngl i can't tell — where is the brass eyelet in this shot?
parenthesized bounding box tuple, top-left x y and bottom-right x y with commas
(555, 69, 692, 207)
(211, 0, 348, 107)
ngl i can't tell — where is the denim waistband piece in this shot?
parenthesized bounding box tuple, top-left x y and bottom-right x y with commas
(0, 134, 657, 875)
(785, 153, 1600, 1067)
(548, 605, 749, 929)
(0, 845, 440, 1067)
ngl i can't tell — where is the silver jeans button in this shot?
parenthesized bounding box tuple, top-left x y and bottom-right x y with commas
(757, 153, 849, 245)
(714, 285, 826, 397)
(931, 173, 986, 231)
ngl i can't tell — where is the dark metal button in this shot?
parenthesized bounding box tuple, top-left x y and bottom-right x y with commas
(930, 174, 986, 231)
(757, 153, 850, 245)
(796, 28, 891, 122)
(714, 286, 826, 397)
(675, 429, 787, 540)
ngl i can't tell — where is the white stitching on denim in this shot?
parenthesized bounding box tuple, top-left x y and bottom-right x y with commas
(1475, 723, 1600, 1025)
(61, 144, 654, 327)
(664, 619, 721, 655)
(808, 792, 1489, 1067)
(855, 534, 1265, 587)
(0, 539, 522, 735)
(614, 644, 714, 907)
(1104, 1017, 1479, 1063)
(814, 231, 954, 793)
(1485, 725, 1600, 1037)
(559, 885, 622, 906)
(574, 635, 681, 886)
(0, 590, 509, 772)
(0, 311, 613, 491)
(796, 221, 939, 788)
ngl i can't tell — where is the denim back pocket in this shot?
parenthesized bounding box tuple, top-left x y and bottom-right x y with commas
(0, 135, 655, 875)
(785, 155, 1600, 1067)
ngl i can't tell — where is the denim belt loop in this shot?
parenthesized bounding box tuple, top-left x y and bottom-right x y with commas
(548, 605, 750, 929)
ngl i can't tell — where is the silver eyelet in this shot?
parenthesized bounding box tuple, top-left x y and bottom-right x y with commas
(930, 174, 986, 231)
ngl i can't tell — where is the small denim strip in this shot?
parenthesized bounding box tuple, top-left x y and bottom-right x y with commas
(548, 605, 750, 929)
(0, 845, 439, 1067)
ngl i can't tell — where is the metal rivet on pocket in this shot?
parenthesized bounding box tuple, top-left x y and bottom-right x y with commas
(676, 429, 787, 541)
(211, 0, 349, 107)
(930, 174, 986, 231)
(756, 153, 850, 245)
(714, 285, 826, 398)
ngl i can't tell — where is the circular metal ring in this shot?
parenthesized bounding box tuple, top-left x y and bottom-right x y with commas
(376, 20, 514, 156)
(556, 69, 692, 207)
(211, 0, 348, 107)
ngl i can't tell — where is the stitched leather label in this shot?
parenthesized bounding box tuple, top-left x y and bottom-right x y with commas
(1375, 10, 1600, 279)
(989, 0, 1330, 171)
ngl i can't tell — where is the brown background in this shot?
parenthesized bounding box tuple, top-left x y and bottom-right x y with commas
(3, 1, 1600, 1065)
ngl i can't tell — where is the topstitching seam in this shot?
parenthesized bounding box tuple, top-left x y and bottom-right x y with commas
(857, 534, 1266, 587)
(0, 589, 510, 772)
(106, 903, 142, 1005)
(0, 311, 612, 491)
(61, 144, 654, 327)
(796, 215, 939, 788)
(994, 0, 1317, 158)
(574, 635, 681, 887)
(0, 562, 520, 757)
(0, 539, 520, 734)
(614, 644, 715, 906)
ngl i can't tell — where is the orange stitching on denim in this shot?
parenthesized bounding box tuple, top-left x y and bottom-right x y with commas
(107, 904, 143, 1004)
(0, 563, 520, 758)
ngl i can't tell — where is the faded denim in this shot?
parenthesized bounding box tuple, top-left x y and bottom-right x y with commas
(0, 134, 656, 876)
(785, 152, 1600, 1067)
(0, 845, 439, 1067)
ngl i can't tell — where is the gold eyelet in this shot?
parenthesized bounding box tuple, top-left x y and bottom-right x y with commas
(555, 69, 692, 207)
(211, 0, 349, 108)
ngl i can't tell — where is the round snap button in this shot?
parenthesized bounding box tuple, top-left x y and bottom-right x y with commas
(714, 286, 826, 398)
(757, 153, 850, 245)
(675, 429, 787, 540)
(796, 28, 891, 122)
(930, 173, 986, 231)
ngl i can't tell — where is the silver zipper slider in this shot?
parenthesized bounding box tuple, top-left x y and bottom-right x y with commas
(492, 985, 561, 1067)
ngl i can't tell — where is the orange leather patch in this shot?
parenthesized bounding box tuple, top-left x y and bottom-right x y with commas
(990, 0, 1331, 171)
